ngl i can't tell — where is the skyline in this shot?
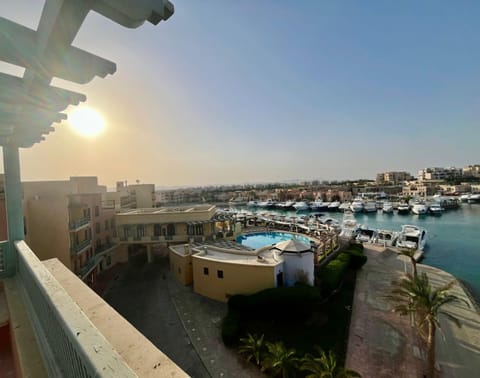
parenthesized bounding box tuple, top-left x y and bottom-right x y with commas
(2, 1, 480, 187)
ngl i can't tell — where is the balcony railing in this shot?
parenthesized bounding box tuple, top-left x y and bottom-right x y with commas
(70, 238, 92, 255)
(15, 241, 136, 377)
(69, 217, 91, 231)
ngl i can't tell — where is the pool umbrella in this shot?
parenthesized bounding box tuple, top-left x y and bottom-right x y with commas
(271, 239, 311, 254)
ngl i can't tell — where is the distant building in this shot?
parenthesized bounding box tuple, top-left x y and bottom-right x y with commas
(402, 180, 441, 198)
(376, 171, 413, 185)
(417, 167, 462, 181)
(104, 181, 155, 209)
(463, 165, 480, 178)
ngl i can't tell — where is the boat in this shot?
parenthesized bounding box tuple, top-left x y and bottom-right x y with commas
(363, 200, 377, 213)
(396, 225, 427, 260)
(428, 202, 444, 216)
(293, 201, 310, 211)
(309, 200, 329, 211)
(257, 199, 276, 208)
(247, 200, 258, 207)
(411, 202, 428, 215)
(338, 202, 351, 212)
(373, 229, 399, 247)
(356, 226, 377, 243)
(459, 193, 471, 202)
(382, 201, 394, 214)
(350, 198, 364, 213)
(228, 197, 248, 206)
(339, 211, 359, 240)
(327, 201, 340, 212)
(468, 193, 480, 203)
(397, 202, 410, 214)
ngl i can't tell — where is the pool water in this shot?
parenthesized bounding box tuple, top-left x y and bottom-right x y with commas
(237, 232, 311, 250)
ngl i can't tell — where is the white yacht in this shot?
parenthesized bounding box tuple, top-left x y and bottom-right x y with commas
(411, 202, 428, 215)
(310, 200, 329, 211)
(374, 230, 399, 247)
(247, 200, 258, 207)
(428, 202, 444, 216)
(356, 226, 377, 243)
(293, 201, 310, 211)
(338, 202, 351, 212)
(339, 211, 359, 240)
(350, 198, 364, 213)
(459, 193, 471, 202)
(397, 203, 410, 214)
(382, 201, 394, 213)
(328, 201, 341, 212)
(257, 199, 276, 208)
(363, 200, 377, 213)
(468, 193, 480, 203)
(396, 225, 427, 260)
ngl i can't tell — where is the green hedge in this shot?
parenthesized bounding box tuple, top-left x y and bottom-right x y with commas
(342, 243, 367, 270)
(317, 252, 351, 294)
(221, 309, 241, 346)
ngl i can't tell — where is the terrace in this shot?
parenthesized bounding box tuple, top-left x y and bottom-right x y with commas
(0, 0, 186, 376)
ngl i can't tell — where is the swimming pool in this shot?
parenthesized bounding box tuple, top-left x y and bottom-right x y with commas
(237, 231, 311, 250)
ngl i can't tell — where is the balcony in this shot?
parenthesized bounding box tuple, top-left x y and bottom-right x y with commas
(0, 241, 186, 376)
(69, 217, 91, 232)
(70, 238, 92, 255)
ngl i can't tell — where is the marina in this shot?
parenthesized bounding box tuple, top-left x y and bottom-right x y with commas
(227, 201, 480, 299)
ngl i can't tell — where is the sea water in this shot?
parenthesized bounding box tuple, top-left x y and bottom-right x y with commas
(238, 204, 480, 299)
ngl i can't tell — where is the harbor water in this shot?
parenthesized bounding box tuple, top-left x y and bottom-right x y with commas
(236, 204, 480, 299)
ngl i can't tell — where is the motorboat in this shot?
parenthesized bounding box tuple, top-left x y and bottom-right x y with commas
(339, 211, 359, 240)
(293, 201, 310, 211)
(373, 230, 399, 247)
(328, 201, 340, 212)
(382, 201, 394, 213)
(468, 193, 480, 203)
(257, 199, 277, 208)
(459, 193, 471, 202)
(396, 225, 427, 260)
(397, 202, 410, 214)
(338, 202, 351, 212)
(228, 197, 248, 206)
(309, 200, 329, 211)
(350, 198, 364, 213)
(428, 202, 444, 216)
(411, 202, 428, 215)
(247, 201, 258, 207)
(356, 226, 377, 243)
(363, 200, 377, 213)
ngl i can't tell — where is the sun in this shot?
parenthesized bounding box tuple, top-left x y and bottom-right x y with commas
(68, 107, 106, 137)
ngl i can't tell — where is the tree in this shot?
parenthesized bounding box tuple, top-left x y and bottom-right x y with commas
(238, 333, 266, 367)
(386, 273, 468, 378)
(262, 341, 299, 378)
(301, 347, 361, 378)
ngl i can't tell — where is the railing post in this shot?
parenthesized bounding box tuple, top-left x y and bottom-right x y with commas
(3, 144, 24, 276)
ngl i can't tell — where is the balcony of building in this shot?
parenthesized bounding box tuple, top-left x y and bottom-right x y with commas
(70, 238, 92, 255)
(69, 216, 91, 232)
(0, 240, 186, 377)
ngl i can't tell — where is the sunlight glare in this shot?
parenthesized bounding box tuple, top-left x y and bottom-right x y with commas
(68, 107, 106, 137)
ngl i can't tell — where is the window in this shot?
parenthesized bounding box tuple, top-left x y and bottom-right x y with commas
(105, 220, 109, 230)
(96, 239, 101, 248)
(217, 270, 224, 279)
(137, 226, 145, 238)
(203, 267, 209, 275)
(95, 222, 100, 234)
(95, 206, 99, 217)
(106, 254, 111, 266)
(154, 224, 162, 236)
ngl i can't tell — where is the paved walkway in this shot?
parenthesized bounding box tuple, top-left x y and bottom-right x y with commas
(346, 246, 480, 378)
(103, 254, 263, 377)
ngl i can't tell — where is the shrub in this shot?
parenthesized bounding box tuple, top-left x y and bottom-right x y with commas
(318, 253, 351, 294)
(222, 309, 241, 346)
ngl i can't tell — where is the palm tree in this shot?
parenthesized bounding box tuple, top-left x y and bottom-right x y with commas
(238, 333, 266, 367)
(386, 272, 468, 378)
(301, 347, 361, 378)
(262, 341, 299, 378)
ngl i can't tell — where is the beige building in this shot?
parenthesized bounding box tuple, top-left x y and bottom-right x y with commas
(23, 177, 121, 282)
(113, 205, 239, 261)
(170, 239, 315, 303)
(104, 181, 155, 209)
(376, 171, 413, 185)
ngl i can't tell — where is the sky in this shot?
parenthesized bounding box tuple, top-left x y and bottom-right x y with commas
(1, 1, 480, 187)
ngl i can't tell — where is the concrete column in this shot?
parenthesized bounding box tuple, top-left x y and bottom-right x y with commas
(3, 144, 24, 275)
(146, 244, 153, 263)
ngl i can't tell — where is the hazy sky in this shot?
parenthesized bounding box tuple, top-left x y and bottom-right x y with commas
(2, 1, 480, 187)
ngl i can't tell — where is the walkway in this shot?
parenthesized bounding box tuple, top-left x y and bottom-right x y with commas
(346, 246, 480, 378)
(103, 254, 263, 377)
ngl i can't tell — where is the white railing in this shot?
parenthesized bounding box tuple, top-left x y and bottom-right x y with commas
(15, 240, 136, 377)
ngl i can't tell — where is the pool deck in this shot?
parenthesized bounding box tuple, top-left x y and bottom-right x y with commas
(346, 245, 480, 378)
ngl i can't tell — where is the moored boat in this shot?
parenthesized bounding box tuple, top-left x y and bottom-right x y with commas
(396, 224, 427, 261)
(382, 201, 394, 214)
(411, 202, 428, 215)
